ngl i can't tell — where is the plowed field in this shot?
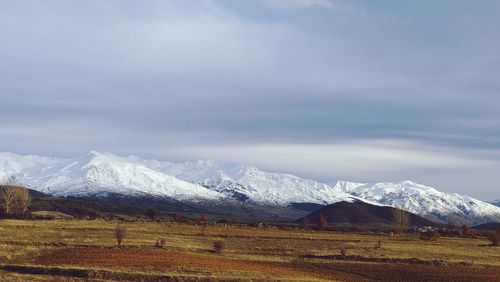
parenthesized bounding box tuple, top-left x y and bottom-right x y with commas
(35, 247, 500, 281)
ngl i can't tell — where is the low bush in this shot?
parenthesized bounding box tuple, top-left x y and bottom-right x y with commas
(487, 231, 499, 246)
(338, 246, 347, 258)
(155, 238, 166, 248)
(420, 230, 439, 241)
(213, 241, 225, 254)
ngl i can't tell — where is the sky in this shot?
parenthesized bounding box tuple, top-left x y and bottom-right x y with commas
(1, 0, 499, 200)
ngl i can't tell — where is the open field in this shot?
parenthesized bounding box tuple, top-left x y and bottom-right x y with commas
(0, 219, 498, 281)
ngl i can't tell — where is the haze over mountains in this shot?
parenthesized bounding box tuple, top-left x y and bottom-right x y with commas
(1, 151, 499, 225)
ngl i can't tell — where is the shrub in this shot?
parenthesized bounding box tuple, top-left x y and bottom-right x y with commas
(338, 246, 347, 258)
(487, 230, 499, 246)
(420, 230, 439, 241)
(374, 240, 382, 249)
(155, 238, 166, 248)
(280, 224, 290, 231)
(114, 223, 127, 247)
(213, 241, 225, 254)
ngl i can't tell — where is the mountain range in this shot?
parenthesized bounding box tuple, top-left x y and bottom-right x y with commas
(1, 151, 499, 225)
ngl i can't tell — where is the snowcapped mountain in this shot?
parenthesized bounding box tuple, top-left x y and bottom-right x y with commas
(491, 200, 500, 207)
(146, 160, 357, 206)
(0, 151, 222, 201)
(332, 180, 500, 225)
(1, 151, 499, 224)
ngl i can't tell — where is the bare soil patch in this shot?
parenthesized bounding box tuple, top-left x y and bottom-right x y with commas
(35, 247, 500, 281)
(36, 247, 337, 280)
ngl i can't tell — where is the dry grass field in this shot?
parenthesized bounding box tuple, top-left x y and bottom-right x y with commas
(0, 219, 498, 281)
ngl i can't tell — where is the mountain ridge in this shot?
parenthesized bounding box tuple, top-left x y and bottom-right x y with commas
(1, 151, 499, 225)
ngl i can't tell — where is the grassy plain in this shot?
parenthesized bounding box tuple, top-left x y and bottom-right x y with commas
(0, 219, 498, 281)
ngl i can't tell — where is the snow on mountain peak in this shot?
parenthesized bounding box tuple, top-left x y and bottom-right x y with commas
(337, 180, 500, 224)
(0, 151, 223, 201)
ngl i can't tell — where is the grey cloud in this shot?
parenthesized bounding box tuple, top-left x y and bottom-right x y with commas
(1, 0, 499, 199)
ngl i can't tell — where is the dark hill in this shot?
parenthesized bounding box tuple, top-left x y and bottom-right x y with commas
(297, 200, 442, 228)
(472, 222, 500, 230)
(12, 187, 308, 222)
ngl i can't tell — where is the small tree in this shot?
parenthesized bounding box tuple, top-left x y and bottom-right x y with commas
(15, 187, 31, 218)
(200, 213, 209, 223)
(447, 219, 456, 235)
(318, 214, 327, 230)
(174, 212, 183, 222)
(114, 223, 127, 247)
(461, 224, 469, 236)
(200, 214, 209, 236)
(300, 217, 309, 230)
(392, 208, 410, 236)
(146, 208, 158, 220)
(1, 186, 17, 216)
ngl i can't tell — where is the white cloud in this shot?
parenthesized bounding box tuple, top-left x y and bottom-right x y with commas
(163, 139, 488, 176)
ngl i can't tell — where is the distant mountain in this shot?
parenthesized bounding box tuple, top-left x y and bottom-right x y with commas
(0, 151, 222, 201)
(297, 200, 441, 228)
(331, 180, 500, 225)
(149, 160, 357, 206)
(1, 151, 499, 225)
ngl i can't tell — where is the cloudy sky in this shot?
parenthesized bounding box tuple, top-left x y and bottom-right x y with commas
(1, 0, 499, 200)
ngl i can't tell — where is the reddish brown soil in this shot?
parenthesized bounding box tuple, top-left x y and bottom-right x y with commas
(36, 247, 339, 280)
(36, 247, 500, 281)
